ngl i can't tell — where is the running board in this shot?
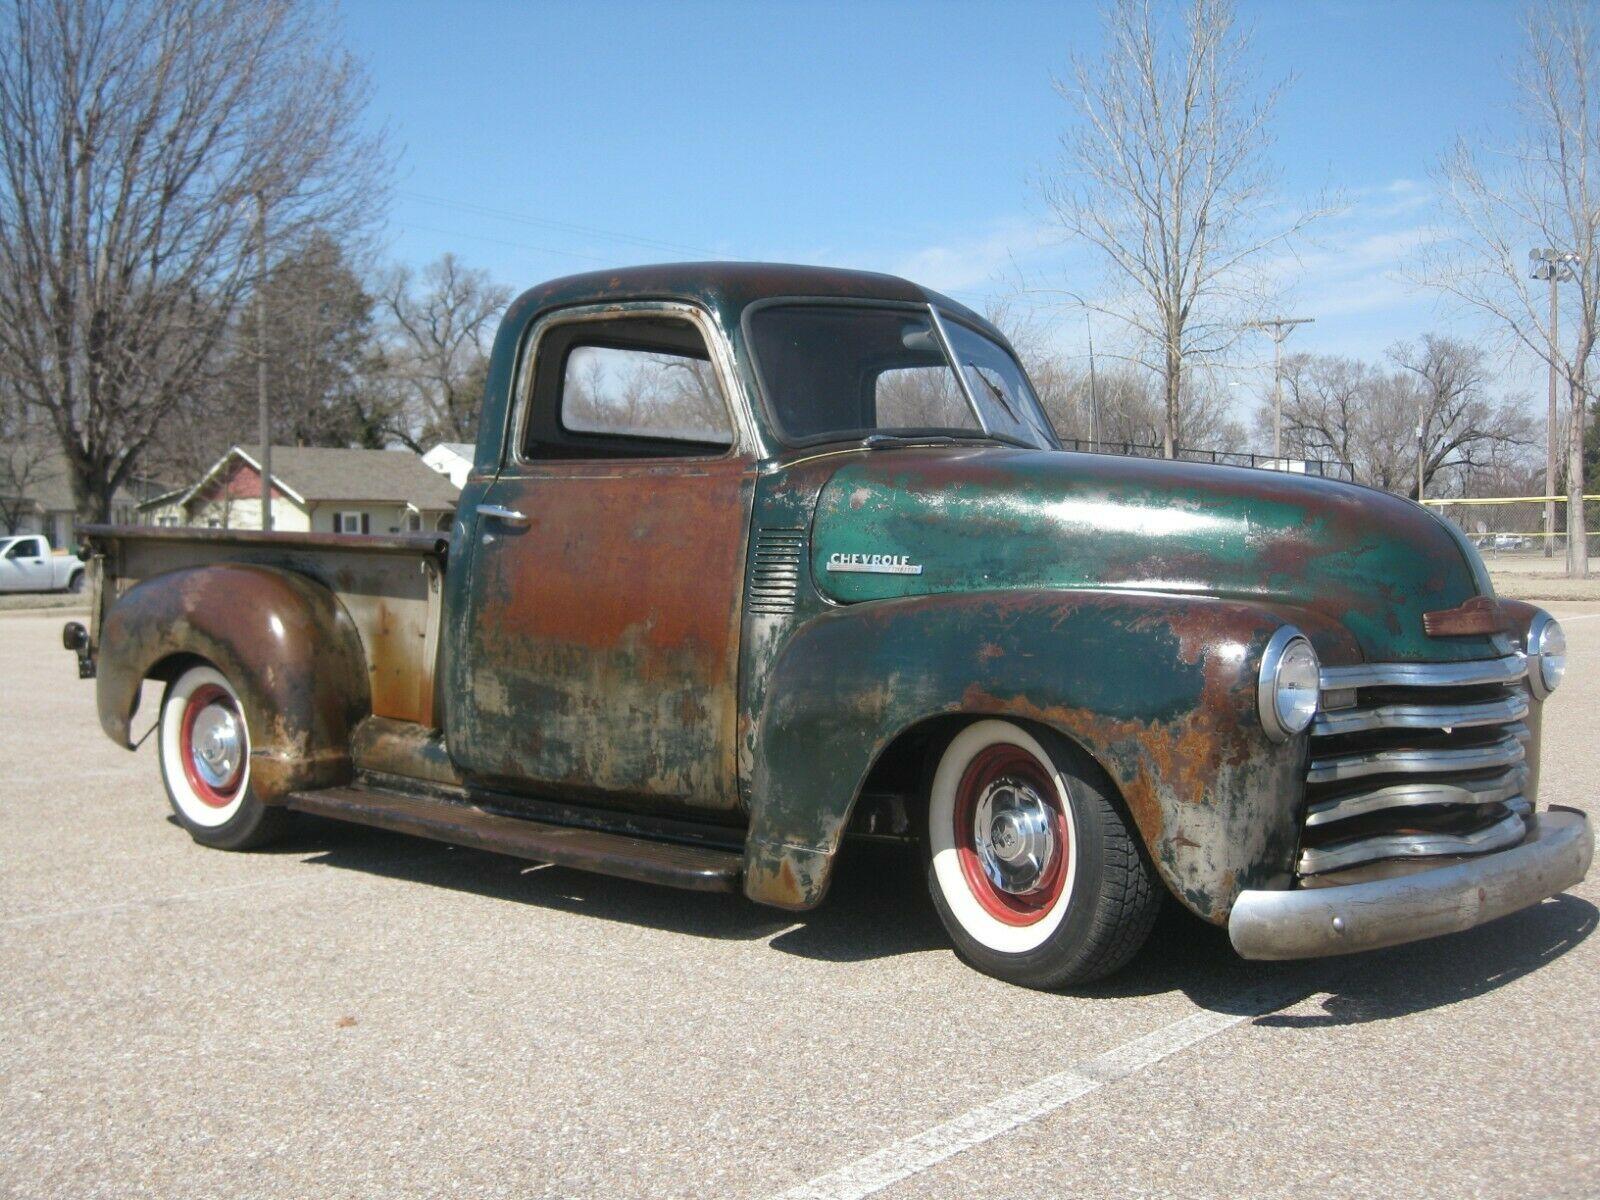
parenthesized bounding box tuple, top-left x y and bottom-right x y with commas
(284, 785, 743, 893)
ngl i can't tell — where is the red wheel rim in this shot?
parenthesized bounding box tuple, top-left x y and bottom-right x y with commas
(953, 743, 1070, 926)
(179, 684, 245, 808)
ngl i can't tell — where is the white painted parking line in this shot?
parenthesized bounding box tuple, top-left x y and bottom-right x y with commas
(772, 978, 1314, 1200)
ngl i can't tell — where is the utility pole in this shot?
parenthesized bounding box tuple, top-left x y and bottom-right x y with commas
(1084, 310, 1101, 451)
(1416, 415, 1426, 505)
(1246, 316, 1314, 463)
(256, 191, 272, 532)
(1530, 248, 1578, 558)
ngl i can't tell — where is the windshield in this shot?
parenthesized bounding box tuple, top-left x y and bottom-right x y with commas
(747, 303, 1057, 449)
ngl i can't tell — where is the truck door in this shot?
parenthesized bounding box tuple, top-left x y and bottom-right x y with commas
(451, 305, 755, 815)
(0, 537, 51, 592)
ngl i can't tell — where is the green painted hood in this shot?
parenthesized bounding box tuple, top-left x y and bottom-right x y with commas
(809, 445, 1508, 664)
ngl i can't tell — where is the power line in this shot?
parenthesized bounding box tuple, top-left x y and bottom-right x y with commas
(395, 220, 615, 264)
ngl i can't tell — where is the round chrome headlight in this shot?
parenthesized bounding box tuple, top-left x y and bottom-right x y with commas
(1259, 627, 1321, 741)
(1528, 612, 1566, 699)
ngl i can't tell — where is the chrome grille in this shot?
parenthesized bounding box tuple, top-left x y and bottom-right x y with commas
(1298, 653, 1533, 880)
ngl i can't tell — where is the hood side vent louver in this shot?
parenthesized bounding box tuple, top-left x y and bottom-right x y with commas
(748, 526, 806, 615)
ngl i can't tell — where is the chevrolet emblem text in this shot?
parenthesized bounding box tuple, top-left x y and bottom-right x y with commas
(825, 552, 923, 576)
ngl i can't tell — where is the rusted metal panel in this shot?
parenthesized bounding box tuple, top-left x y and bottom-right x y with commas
(743, 588, 1326, 919)
(80, 523, 448, 558)
(94, 562, 370, 801)
(1423, 595, 1510, 637)
(806, 445, 1509, 666)
(351, 714, 461, 788)
(449, 457, 756, 815)
(83, 526, 444, 728)
(285, 784, 743, 891)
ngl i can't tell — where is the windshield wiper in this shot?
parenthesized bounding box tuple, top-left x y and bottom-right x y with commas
(967, 361, 1022, 422)
(860, 434, 960, 450)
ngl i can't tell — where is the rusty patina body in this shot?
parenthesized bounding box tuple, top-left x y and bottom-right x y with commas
(75, 262, 1590, 966)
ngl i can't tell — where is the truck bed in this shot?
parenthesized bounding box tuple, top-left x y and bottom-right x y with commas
(79, 525, 449, 728)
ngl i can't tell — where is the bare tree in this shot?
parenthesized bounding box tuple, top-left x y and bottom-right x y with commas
(1392, 336, 1533, 497)
(379, 254, 512, 448)
(1269, 352, 1373, 474)
(1268, 339, 1532, 495)
(0, 385, 51, 533)
(0, 0, 387, 522)
(1423, 0, 1598, 575)
(1043, 0, 1327, 458)
(146, 234, 395, 487)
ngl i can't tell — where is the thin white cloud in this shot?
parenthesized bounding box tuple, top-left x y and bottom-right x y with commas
(890, 216, 1061, 298)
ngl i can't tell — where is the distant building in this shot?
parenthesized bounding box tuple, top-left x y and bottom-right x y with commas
(0, 446, 168, 548)
(150, 445, 461, 534)
(422, 442, 475, 490)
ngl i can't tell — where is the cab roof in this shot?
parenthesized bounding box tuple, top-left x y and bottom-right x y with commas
(506, 261, 998, 340)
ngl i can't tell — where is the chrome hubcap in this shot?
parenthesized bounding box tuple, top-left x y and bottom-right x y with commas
(972, 777, 1056, 895)
(190, 702, 243, 790)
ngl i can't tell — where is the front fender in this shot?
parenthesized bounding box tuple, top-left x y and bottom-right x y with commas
(97, 564, 370, 801)
(744, 589, 1335, 920)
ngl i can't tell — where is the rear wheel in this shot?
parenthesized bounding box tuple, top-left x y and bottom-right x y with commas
(67, 570, 85, 594)
(158, 664, 287, 850)
(925, 719, 1160, 989)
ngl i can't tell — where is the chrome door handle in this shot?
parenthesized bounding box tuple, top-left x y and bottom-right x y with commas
(477, 503, 529, 527)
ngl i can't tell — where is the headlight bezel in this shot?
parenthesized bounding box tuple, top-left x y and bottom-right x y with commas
(1258, 626, 1321, 742)
(1527, 611, 1566, 700)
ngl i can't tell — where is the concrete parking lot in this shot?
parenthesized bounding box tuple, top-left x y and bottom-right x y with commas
(2, 605, 1597, 1200)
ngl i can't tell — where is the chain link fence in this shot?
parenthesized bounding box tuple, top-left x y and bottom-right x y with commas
(1423, 496, 1600, 560)
(1058, 439, 1355, 480)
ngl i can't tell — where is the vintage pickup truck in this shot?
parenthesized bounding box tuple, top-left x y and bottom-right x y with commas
(66, 263, 1593, 988)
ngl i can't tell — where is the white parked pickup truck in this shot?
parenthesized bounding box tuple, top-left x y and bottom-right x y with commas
(0, 535, 87, 593)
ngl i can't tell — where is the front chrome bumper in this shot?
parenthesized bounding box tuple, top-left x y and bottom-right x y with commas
(1228, 808, 1594, 960)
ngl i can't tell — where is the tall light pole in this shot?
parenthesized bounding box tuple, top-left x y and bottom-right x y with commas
(1247, 316, 1314, 462)
(1530, 247, 1579, 557)
(1056, 289, 1102, 450)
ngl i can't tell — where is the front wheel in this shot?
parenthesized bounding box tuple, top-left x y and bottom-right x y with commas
(925, 719, 1161, 989)
(158, 664, 287, 850)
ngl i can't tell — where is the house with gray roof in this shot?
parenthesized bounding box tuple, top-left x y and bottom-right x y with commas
(0, 445, 168, 549)
(152, 445, 461, 534)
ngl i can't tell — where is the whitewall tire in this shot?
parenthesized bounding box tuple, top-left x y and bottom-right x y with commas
(158, 664, 286, 850)
(924, 719, 1162, 988)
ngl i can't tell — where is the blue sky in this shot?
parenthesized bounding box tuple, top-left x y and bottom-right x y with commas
(342, 0, 1540, 410)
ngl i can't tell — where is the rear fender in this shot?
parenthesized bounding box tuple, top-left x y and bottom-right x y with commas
(744, 589, 1354, 920)
(96, 564, 370, 801)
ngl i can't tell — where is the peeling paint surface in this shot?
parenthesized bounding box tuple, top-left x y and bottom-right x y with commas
(93, 561, 369, 801)
(746, 588, 1307, 920)
(448, 458, 755, 815)
(809, 446, 1508, 665)
(81, 265, 1532, 935)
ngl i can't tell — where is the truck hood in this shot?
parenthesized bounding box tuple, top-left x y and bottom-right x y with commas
(809, 445, 1508, 665)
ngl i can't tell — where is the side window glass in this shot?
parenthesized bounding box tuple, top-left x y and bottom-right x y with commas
(561, 344, 731, 448)
(4, 541, 25, 559)
(522, 314, 735, 462)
